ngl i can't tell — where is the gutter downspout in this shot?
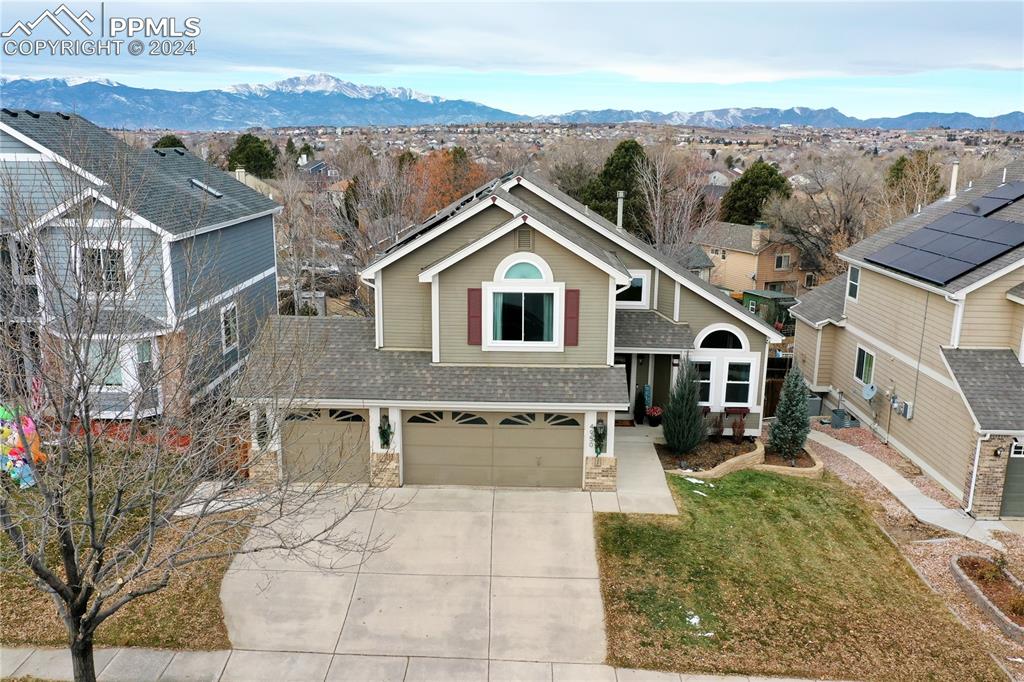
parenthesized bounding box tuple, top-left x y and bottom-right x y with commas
(966, 433, 991, 515)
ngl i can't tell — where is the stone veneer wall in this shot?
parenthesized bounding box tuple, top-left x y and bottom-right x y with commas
(965, 435, 1014, 519)
(245, 443, 279, 486)
(371, 451, 401, 488)
(584, 456, 617, 492)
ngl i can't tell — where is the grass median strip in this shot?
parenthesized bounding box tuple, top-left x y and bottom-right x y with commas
(595, 470, 1001, 680)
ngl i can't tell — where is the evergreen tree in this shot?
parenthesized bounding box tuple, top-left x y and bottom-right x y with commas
(284, 137, 298, 160)
(227, 133, 276, 179)
(720, 159, 790, 224)
(580, 139, 648, 236)
(152, 134, 185, 149)
(767, 366, 811, 465)
(299, 142, 314, 160)
(662, 361, 706, 462)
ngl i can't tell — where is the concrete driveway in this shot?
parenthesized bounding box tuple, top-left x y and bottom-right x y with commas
(221, 486, 607, 676)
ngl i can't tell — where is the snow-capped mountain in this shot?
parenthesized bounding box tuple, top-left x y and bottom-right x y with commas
(1, 74, 1021, 131)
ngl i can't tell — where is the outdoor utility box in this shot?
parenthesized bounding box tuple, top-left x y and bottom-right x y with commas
(806, 393, 823, 417)
(831, 408, 849, 428)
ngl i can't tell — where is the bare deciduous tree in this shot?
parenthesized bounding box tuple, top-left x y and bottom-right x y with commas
(0, 131, 382, 682)
(634, 146, 720, 260)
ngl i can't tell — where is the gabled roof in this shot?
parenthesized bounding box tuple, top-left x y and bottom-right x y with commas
(701, 221, 760, 253)
(1, 110, 280, 238)
(240, 317, 629, 408)
(1008, 282, 1024, 305)
(841, 160, 1024, 295)
(789, 276, 847, 327)
(941, 348, 1024, 433)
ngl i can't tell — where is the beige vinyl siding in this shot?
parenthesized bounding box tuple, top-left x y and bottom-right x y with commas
(438, 231, 610, 365)
(379, 205, 509, 349)
(959, 267, 1024, 347)
(707, 249, 758, 293)
(829, 327, 975, 497)
(793, 320, 819, 383)
(843, 268, 955, 373)
(819, 325, 836, 384)
(656, 274, 675, 318)
(1013, 305, 1024, 355)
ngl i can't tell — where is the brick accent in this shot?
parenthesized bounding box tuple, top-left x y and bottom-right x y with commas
(966, 435, 1014, 519)
(246, 446, 280, 487)
(584, 456, 617, 492)
(371, 451, 401, 488)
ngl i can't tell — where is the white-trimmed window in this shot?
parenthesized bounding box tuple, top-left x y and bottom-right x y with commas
(616, 269, 651, 309)
(847, 266, 860, 300)
(747, 300, 757, 313)
(805, 272, 817, 288)
(1011, 439, 1024, 457)
(221, 302, 239, 353)
(855, 346, 875, 384)
(483, 254, 563, 351)
(87, 345, 123, 387)
(692, 361, 712, 404)
(82, 246, 127, 294)
(774, 253, 791, 270)
(724, 362, 752, 405)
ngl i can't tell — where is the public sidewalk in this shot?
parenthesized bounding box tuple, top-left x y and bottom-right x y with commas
(0, 646, 845, 681)
(807, 429, 1009, 549)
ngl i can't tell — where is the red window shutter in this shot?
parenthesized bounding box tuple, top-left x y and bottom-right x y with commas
(564, 289, 580, 346)
(467, 288, 482, 345)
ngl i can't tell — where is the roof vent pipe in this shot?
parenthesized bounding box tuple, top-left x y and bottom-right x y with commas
(1003, 167, 1008, 183)
(616, 190, 626, 229)
(948, 159, 959, 200)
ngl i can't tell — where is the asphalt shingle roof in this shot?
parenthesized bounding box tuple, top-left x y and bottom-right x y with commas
(942, 348, 1024, 432)
(701, 221, 760, 253)
(789, 276, 847, 325)
(240, 316, 629, 407)
(1008, 282, 1024, 301)
(1, 110, 279, 236)
(615, 310, 693, 350)
(842, 160, 1024, 293)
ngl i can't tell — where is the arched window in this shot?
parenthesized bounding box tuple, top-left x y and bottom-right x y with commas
(504, 262, 543, 280)
(700, 329, 744, 349)
(494, 252, 553, 282)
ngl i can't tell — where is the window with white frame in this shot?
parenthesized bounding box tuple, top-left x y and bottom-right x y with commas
(847, 266, 860, 300)
(1011, 439, 1024, 457)
(484, 254, 563, 350)
(724, 362, 752, 404)
(805, 272, 817, 288)
(692, 361, 712, 403)
(774, 253, 791, 270)
(221, 303, 239, 353)
(747, 300, 757, 313)
(855, 346, 875, 384)
(616, 269, 651, 309)
(82, 247, 127, 293)
(87, 345, 123, 387)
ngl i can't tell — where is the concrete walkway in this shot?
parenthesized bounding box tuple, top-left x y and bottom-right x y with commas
(807, 429, 1009, 548)
(0, 646, 837, 681)
(612, 426, 678, 515)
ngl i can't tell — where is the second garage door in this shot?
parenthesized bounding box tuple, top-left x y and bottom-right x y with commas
(402, 410, 584, 488)
(281, 408, 371, 483)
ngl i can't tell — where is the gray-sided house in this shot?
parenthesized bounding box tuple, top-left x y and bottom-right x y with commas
(0, 109, 281, 418)
(792, 161, 1024, 519)
(245, 171, 783, 491)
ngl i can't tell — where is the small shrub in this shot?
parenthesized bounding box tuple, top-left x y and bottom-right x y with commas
(992, 552, 1009, 572)
(1008, 593, 1024, 617)
(976, 559, 1005, 583)
(731, 414, 746, 444)
(709, 413, 724, 441)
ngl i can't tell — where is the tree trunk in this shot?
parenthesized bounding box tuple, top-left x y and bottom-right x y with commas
(70, 634, 97, 682)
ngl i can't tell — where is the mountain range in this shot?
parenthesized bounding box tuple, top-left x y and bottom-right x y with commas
(2, 74, 1021, 132)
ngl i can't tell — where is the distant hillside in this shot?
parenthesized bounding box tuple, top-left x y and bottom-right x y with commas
(2, 74, 1021, 131)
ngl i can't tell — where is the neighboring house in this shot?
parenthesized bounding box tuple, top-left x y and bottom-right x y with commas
(742, 289, 795, 337)
(0, 109, 281, 418)
(244, 170, 783, 491)
(707, 170, 732, 187)
(791, 161, 1024, 519)
(298, 155, 338, 178)
(700, 220, 819, 295)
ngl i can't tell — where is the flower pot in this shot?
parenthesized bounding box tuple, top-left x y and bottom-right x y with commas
(647, 415, 663, 427)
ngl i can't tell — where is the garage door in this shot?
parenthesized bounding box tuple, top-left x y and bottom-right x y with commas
(281, 409, 370, 483)
(402, 411, 584, 488)
(1001, 444, 1024, 517)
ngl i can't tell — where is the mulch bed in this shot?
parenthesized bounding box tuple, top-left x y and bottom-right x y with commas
(656, 438, 753, 471)
(763, 448, 816, 468)
(958, 556, 1024, 628)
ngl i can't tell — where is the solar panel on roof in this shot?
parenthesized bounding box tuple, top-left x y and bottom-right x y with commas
(950, 239, 1011, 265)
(955, 196, 1011, 217)
(952, 216, 1013, 239)
(983, 181, 1024, 202)
(912, 233, 976, 258)
(898, 228, 945, 249)
(927, 212, 975, 233)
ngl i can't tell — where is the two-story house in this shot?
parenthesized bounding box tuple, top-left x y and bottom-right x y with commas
(0, 109, 281, 418)
(701, 220, 818, 295)
(792, 161, 1024, 519)
(244, 171, 782, 491)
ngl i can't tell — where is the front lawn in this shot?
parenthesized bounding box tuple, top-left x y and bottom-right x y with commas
(595, 470, 1001, 680)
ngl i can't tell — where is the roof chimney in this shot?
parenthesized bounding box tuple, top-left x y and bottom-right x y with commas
(948, 159, 959, 201)
(616, 190, 626, 229)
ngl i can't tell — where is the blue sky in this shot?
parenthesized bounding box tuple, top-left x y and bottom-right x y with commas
(2, 1, 1022, 117)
